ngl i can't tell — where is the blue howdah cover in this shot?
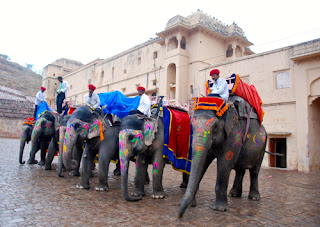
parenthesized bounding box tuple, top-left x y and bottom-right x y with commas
(36, 101, 52, 120)
(99, 91, 140, 119)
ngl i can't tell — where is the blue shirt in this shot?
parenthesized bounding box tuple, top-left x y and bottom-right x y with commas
(210, 77, 229, 101)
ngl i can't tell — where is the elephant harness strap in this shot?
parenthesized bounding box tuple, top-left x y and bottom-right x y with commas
(242, 106, 253, 147)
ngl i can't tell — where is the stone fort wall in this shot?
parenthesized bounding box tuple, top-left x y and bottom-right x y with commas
(0, 86, 34, 138)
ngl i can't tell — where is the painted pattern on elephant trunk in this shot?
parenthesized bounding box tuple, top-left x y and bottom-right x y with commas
(119, 129, 143, 174)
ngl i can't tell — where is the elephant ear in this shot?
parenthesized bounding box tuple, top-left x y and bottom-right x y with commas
(87, 118, 105, 139)
(143, 119, 158, 146)
(224, 103, 238, 137)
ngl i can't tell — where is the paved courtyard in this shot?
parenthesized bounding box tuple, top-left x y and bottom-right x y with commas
(0, 138, 319, 226)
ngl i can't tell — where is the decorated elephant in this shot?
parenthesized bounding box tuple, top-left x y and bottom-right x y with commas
(62, 105, 120, 191)
(119, 108, 191, 202)
(27, 111, 61, 165)
(19, 118, 36, 164)
(178, 97, 267, 218)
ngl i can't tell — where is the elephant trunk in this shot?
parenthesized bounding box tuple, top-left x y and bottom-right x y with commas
(58, 126, 66, 177)
(120, 152, 142, 202)
(62, 124, 78, 170)
(19, 128, 27, 164)
(28, 121, 44, 164)
(178, 139, 210, 218)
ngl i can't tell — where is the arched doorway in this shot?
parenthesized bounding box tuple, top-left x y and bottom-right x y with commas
(309, 97, 320, 172)
(167, 63, 176, 100)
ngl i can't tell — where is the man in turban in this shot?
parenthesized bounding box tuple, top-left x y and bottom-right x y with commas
(85, 84, 101, 114)
(34, 86, 46, 118)
(208, 69, 229, 101)
(129, 86, 151, 117)
(56, 76, 69, 114)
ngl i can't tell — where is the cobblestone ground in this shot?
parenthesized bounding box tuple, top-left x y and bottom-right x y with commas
(0, 138, 319, 226)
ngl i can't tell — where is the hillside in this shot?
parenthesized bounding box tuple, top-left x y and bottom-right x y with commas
(0, 57, 42, 97)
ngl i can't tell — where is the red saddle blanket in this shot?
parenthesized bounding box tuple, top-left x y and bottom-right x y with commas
(193, 97, 229, 116)
(23, 117, 35, 126)
(163, 106, 192, 174)
(227, 74, 264, 123)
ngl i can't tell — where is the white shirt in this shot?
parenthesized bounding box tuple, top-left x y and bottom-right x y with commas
(85, 93, 101, 109)
(57, 80, 69, 96)
(210, 77, 229, 101)
(138, 93, 151, 117)
(35, 91, 45, 105)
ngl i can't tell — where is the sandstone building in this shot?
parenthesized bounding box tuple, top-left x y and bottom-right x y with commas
(42, 11, 320, 172)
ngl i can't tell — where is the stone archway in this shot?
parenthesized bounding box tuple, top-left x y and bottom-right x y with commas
(308, 97, 320, 172)
(167, 63, 176, 100)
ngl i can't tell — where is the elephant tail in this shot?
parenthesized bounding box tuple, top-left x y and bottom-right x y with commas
(265, 150, 284, 156)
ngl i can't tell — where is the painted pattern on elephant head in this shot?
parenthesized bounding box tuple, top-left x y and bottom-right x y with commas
(143, 120, 157, 146)
(119, 129, 143, 174)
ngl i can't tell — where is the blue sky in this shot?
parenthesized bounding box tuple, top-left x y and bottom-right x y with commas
(1, 0, 319, 73)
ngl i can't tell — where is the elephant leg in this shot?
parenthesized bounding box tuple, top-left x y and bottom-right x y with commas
(151, 150, 166, 199)
(114, 161, 121, 176)
(19, 137, 27, 164)
(38, 140, 48, 166)
(133, 155, 148, 197)
(248, 165, 262, 201)
(212, 157, 233, 211)
(229, 169, 246, 197)
(76, 145, 95, 189)
(95, 142, 116, 191)
(27, 139, 40, 164)
(45, 139, 58, 170)
(180, 173, 189, 188)
(69, 143, 83, 177)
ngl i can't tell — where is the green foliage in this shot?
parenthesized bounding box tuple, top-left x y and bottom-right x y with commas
(0, 54, 11, 61)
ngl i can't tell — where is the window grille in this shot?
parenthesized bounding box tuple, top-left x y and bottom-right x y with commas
(276, 72, 290, 89)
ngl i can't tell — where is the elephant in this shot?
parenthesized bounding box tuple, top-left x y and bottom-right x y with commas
(62, 105, 120, 191)
(55, 114, 84, 177)
(19, 118, 35, 164)
(27, 111, 61, 165)
(178, 100, 267, 218)
(119, 114, 189, 202)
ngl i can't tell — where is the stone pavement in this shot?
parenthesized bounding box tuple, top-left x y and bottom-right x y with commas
(0, 138, 319, 226)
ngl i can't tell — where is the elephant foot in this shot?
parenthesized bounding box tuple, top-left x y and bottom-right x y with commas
(151, 191, 165, 199)
(113, 168, 121, 176)
(211, 201, 229, 211)
(27, 159, 38, 164)
(95, 184, 109, 191)
(38, 160, 45, 166)
(44, 165, 52, 170)
(76, 183, 90, 190)
(190, 196, 197, 207)
(132, 189, 144, 197)
(248, 190, 260, 201)
(228, 188, 242, 197)
(69, 170, 80, 177)
(180, 182, 188, 188)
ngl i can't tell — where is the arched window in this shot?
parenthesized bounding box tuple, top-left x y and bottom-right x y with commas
(180, 36, 186, 50)
(235, 45, 242, 57)
(168, 37, 178, 51)
(226, 44, 233, 57)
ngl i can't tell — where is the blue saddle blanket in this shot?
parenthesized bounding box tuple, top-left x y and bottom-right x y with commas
(99, 91, 140, 119)
(36, 101, 52, 120)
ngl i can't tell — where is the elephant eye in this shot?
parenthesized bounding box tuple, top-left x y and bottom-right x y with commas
(128, 135, 134, 141)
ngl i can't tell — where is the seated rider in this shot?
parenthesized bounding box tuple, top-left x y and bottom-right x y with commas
(85, 84, 101, 114)
(129, 86, 151, 117)
(208, 69, 229, 102)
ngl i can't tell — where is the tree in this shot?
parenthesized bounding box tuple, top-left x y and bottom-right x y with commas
(25, 63, 34, 70)
(0, 54, 11, 60)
